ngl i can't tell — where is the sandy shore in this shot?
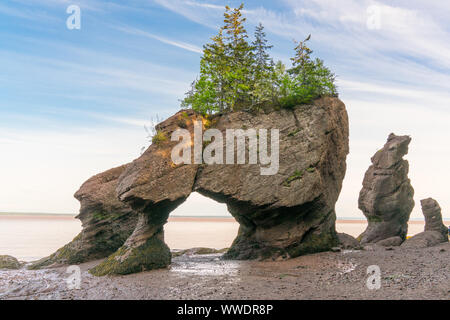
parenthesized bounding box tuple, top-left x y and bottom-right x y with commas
(1, 242, 448, 300)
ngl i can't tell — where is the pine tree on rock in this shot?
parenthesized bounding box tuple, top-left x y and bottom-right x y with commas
(278, 35, 337, 108)
(253, 23, 273, 75)
(252, 23, 275, 108)
(181, 4, 338, 114)
(203, 29, 230, 113)
(181, 30, 228, 114)
(223, 4, 255, 111)
(289, 35, 313, 75)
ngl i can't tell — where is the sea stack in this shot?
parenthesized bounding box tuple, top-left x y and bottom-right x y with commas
(402, 198, 448, 248)
(421, 198, 448, 239)
(358, 133, 415, 244)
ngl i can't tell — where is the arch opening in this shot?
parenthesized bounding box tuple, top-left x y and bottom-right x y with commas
(165, 192, 239, 251)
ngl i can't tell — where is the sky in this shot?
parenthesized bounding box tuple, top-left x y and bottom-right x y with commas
(0, 0, 449, 220)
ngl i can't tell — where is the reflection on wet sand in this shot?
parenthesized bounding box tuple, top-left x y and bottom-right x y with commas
(170, 254, 243, 277)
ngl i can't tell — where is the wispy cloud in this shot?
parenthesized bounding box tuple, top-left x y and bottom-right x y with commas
(285, 0, 450, 69)
(11, 0, 105, 12)
(152, 0, 222, 28)
(0, 2, 61, 22)
(114, 25, 203, 54)
(0, 47, 191, 97)
(339, 80, 450, 108)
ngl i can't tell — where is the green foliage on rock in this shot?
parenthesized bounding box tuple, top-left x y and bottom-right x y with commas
(283, 170, 304, 186)
(151, 130, 167, 145)
(181, 3, 337, 114)
(28, 224, 134, 270)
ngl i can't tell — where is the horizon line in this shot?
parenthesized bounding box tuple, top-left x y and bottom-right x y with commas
(0, 212, 443, 222)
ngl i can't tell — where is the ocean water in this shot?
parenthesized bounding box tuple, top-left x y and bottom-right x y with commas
(0, 215, 240, 262)
(0, 215, 82, 261)
(0, 214, 437, 262)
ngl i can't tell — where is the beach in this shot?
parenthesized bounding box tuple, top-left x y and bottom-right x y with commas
(0, 214, 448, 262)
(0, 214, 449, 300)
(1, 242, 448, 300)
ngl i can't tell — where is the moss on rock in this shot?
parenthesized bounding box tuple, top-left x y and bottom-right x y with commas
(89, 237, 171, 276)
(28, 228, 134, 270)
(0, 255, 22, 269)
(28, 233, 85, 269)
(283, 170, 304, 187)
(287, 229, 339, 257)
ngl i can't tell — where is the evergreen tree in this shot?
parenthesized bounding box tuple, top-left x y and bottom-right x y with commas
(289, 35, 313, 75)
(251, 23, 275, 108)
(253, 23, 273, 74)
(279, 35, 337, 108)
(181, 5, 338, 114)
(181, 30, 229, 114)
(223, 4, 255, 110)
(203, 29, 230, 112)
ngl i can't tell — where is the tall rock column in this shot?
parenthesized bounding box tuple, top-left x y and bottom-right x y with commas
(358, 134, 415, 244)
(421, 198, 448, 240)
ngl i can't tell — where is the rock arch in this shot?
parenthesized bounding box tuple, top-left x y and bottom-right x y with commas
(90, 97, 349, 275)
(166, 192, 235, 249)
(29, 98, 349, 275)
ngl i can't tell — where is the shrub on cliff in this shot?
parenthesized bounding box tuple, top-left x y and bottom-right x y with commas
(181, 3, 337, 114)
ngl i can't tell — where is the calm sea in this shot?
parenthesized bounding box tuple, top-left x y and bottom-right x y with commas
(0, 214, 436, 262)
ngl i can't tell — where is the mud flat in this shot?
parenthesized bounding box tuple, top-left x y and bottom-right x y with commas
(1, 242, 448, 300)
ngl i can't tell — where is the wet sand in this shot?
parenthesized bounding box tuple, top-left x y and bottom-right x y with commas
(1, 242, 448, 300)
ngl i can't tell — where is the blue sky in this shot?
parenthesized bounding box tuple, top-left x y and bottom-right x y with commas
(1, 0, 450, 219)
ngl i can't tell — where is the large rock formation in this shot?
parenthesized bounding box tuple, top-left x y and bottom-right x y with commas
(90, 97, 349, 275)
(402, 198, 448, 248)
(29, 165, 138, 269)
(358, 134, 415, 244)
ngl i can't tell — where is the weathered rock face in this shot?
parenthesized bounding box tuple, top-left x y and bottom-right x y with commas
(91, 97, 349, 275)
(0, 255, 21, 269)
(402, 198, 448, 248)
(29, 165, 138, 269)
(358, 134, 415, 244)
